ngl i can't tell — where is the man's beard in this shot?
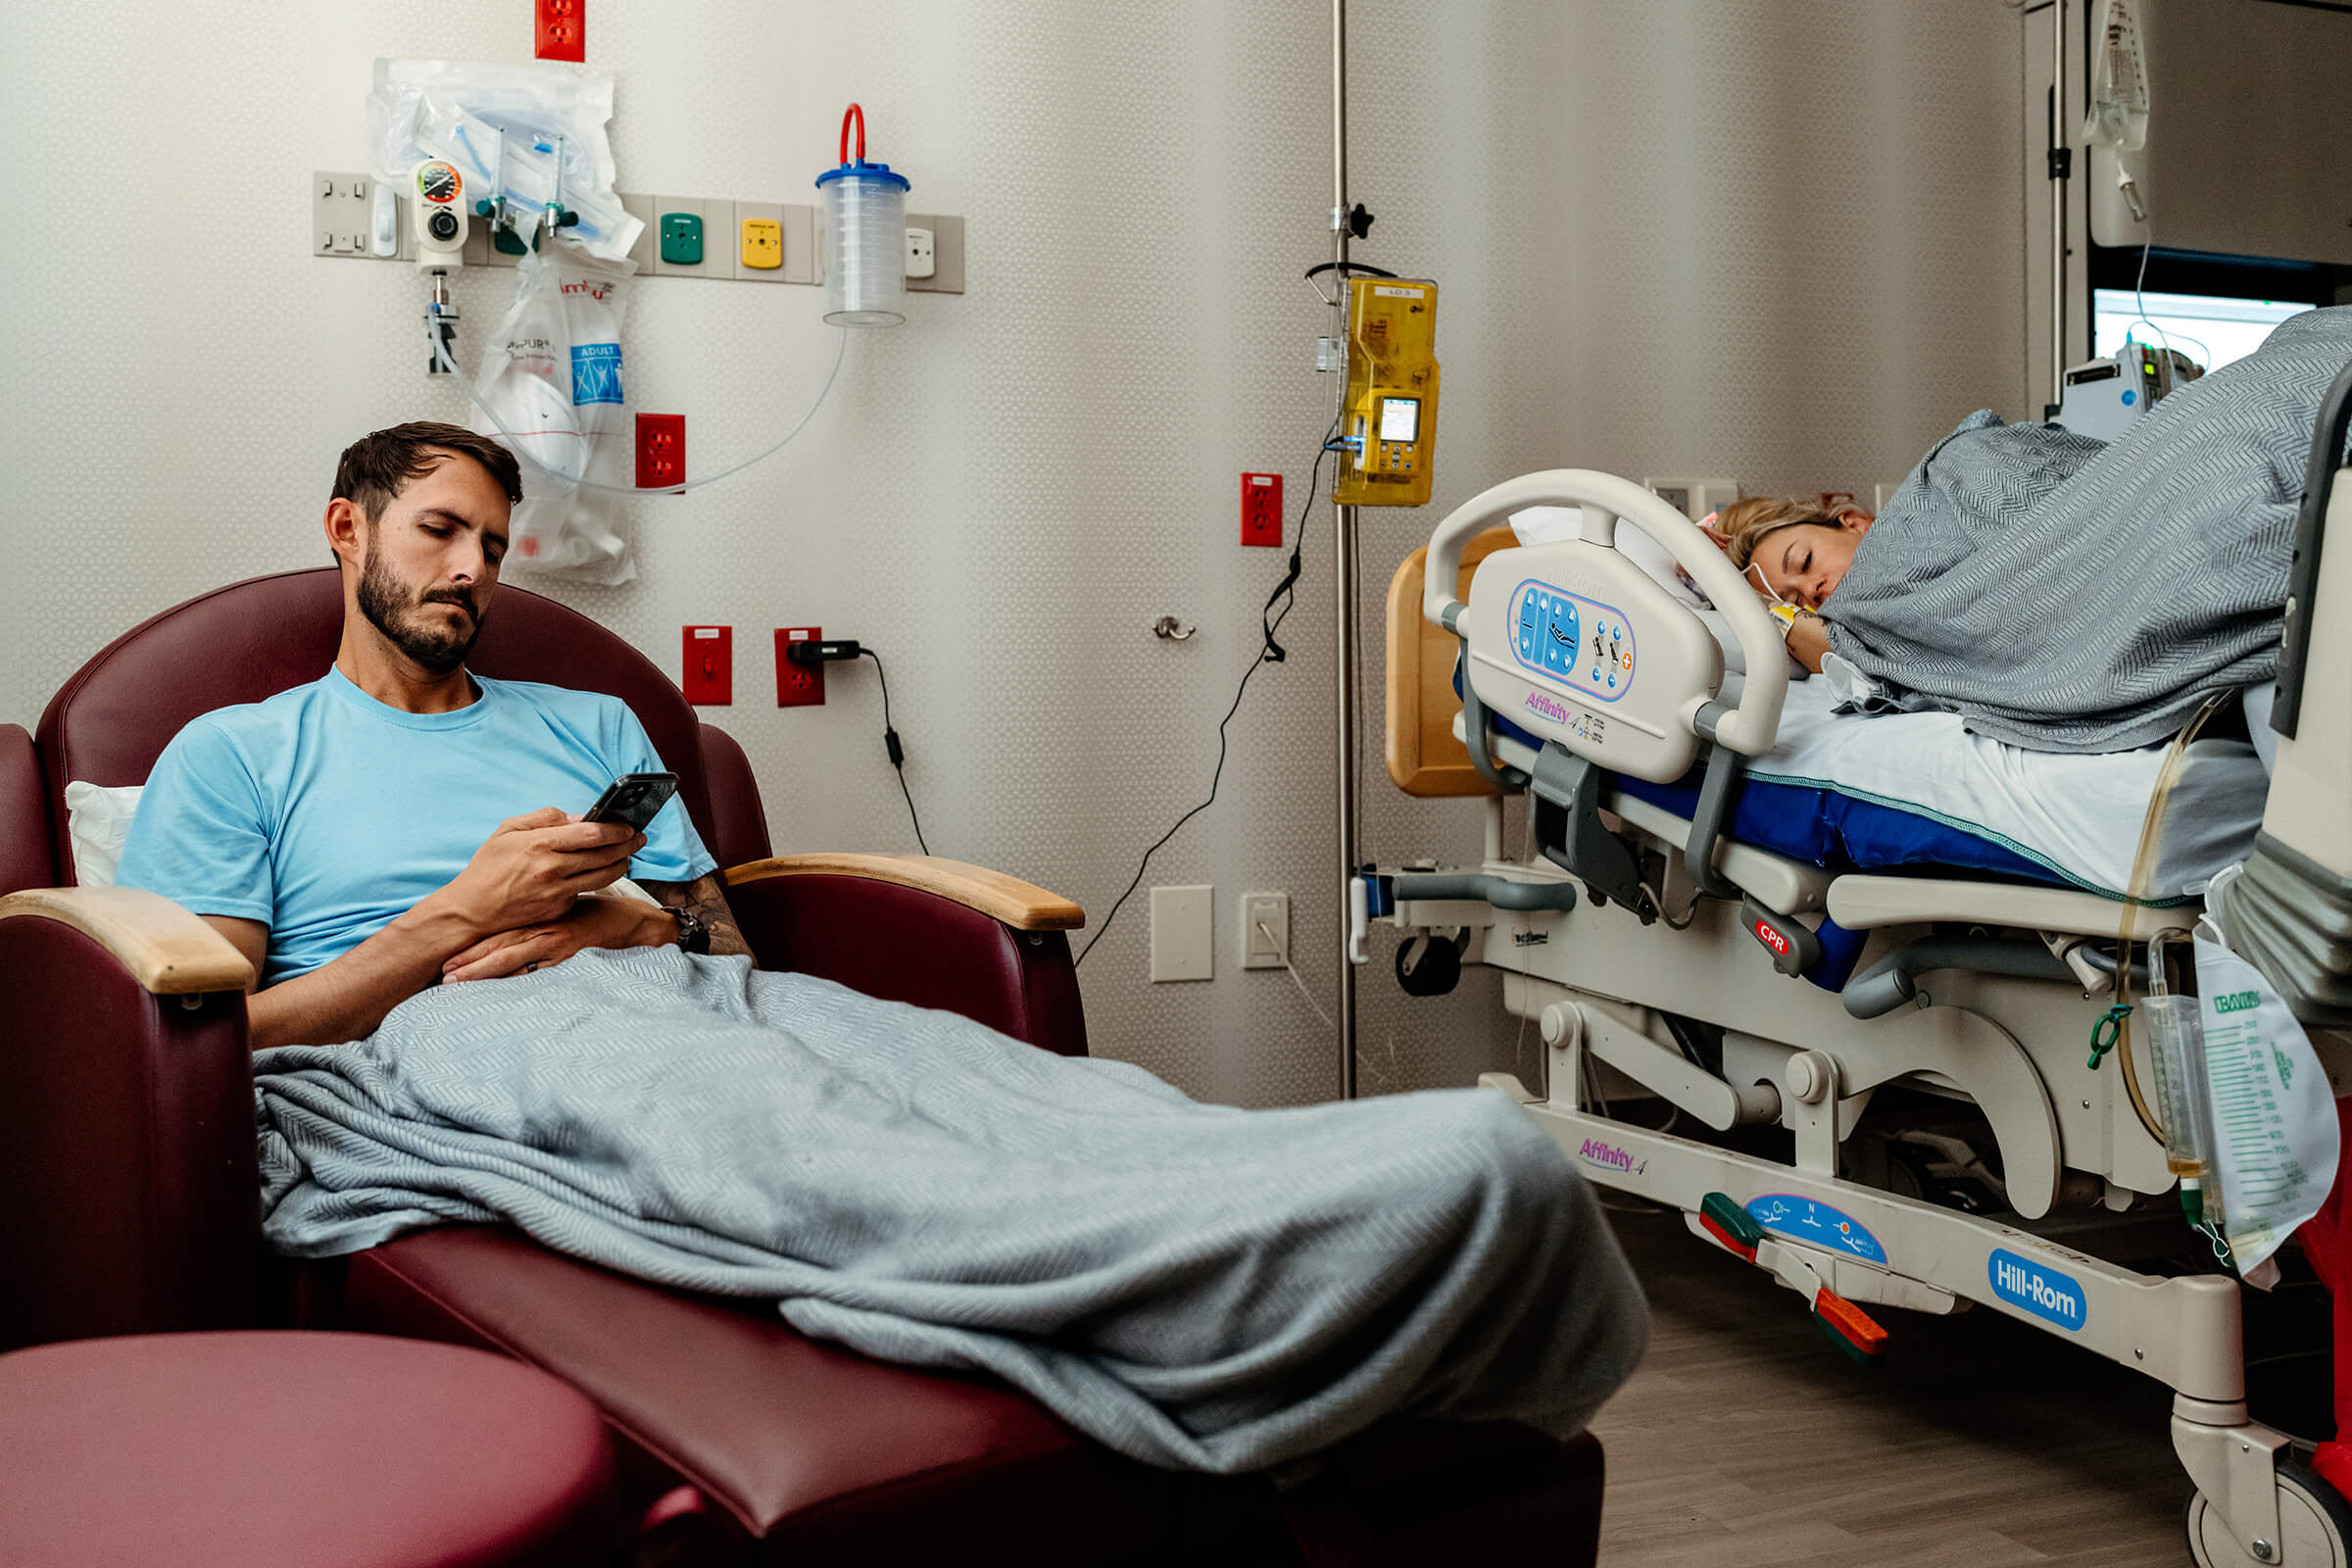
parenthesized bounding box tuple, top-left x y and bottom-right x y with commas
(357, 542, 484, 675)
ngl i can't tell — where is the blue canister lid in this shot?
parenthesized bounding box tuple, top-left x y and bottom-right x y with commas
(815, 160, 910, 193)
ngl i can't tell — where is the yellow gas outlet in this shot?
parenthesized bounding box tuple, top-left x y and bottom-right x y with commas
(740, 218, 783, 270)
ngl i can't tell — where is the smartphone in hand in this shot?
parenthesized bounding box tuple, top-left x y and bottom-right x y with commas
(581, 772, 679, 832)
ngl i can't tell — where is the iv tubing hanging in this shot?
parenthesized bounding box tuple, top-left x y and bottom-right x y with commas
(424, 315, 848, 496)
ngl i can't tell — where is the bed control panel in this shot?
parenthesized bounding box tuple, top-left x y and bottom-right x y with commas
(1511, 580, 1636, 703)
(1462, 538, 1724, 784)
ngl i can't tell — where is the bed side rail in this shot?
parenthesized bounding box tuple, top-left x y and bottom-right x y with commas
(1420, 469, 1788, 759)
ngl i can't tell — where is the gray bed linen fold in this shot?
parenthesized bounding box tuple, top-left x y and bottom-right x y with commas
(253, 945, 1648, 1473)
(1824, 306, 2352, 753)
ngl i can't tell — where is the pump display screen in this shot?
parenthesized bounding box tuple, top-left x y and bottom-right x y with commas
(1378, 397, 1420, 442)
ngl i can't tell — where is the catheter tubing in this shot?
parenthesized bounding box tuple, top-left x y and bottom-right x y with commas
(1422, 468, 1790, 757)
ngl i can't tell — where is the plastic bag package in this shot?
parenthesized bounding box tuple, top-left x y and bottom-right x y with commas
(470, 245, 639, 585)
(369, 58, 641, 263)
(2193, 866, 2342, 1282)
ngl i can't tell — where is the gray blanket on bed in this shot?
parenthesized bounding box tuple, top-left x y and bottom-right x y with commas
(1823, 306, 2352, 753)
(252, 946, 1647, 1472)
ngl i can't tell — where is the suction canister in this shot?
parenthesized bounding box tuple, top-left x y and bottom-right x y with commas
(817, 102, 908, 327)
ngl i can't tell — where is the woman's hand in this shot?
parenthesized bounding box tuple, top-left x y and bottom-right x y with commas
(440, 893, 675, 983)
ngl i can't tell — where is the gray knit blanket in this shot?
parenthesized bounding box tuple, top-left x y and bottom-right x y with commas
(1824, 306, 2352, 753)
(252, 946, 1648, 1473)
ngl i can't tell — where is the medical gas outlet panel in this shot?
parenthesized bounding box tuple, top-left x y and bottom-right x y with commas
(312, 171, 965, 292)
(1333, 276, 1440, 508)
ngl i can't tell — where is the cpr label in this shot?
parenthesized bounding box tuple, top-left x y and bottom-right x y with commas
(1988, 1249, 2086, 1331)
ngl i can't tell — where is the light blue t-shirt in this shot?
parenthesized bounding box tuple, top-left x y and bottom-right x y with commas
(116, 667, 714, 986)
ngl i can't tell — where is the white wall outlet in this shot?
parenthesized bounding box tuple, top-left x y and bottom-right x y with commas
(905, 225, 936, 279)
(1150, 885, 1213, 982)
(1240, 892, 1289, 970)
(1874, 483, 1898, 513)
(1642, 476, 1740, 522)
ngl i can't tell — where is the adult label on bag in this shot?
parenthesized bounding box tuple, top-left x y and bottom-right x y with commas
(570, 341, 624, 406)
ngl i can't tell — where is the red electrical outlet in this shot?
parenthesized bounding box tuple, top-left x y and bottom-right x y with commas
(682, 625, 731, 705)
(535, 0, 585, 62)
(775, 627, 826, 708)
(1242, 472, 1283, 547)
(636, 413, 684, 491)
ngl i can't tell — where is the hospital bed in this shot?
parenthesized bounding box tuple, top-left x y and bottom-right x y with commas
(1376, 368, 2352, 1567)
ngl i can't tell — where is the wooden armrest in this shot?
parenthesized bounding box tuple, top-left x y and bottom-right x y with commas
(0, 885, 257, 994)
(724, 854, 1086, 932)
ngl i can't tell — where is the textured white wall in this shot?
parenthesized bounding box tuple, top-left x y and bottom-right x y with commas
(0, 0, 2021, 1105)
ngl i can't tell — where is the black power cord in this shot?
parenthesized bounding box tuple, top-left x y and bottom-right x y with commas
(783, 638, 929, 855)
(858, 649, 929, 856)
(1074, 413, 1342, 968)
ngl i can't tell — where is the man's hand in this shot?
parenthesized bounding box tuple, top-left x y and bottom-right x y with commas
(426, 807, 645, 942)
(439, 892, 675, 984)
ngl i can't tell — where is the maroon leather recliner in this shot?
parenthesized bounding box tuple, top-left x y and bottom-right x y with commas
(0, 569, 1605, 1566)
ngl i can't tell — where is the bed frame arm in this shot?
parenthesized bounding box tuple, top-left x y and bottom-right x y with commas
(1421, 468, 1788, 757)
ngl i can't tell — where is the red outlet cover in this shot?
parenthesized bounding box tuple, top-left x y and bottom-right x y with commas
(636, 413, 684, 491)
(1242, 472, 1283, 547)
(775, 627, 826, 708)
(683, 625, 731, 706)
(535, 0, 585, 62)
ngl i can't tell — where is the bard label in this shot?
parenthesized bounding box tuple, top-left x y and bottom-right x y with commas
(1988, 1249, 2086, 1331)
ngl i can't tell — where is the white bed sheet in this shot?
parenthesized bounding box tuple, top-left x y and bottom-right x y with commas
(1718, 680, 2263, 899)
(1474, 678, 2267, 900)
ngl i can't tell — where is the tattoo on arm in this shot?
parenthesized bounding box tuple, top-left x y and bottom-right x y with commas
(639, 872, 752, 957)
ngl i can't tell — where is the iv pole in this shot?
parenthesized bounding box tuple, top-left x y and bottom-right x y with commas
(1331, 0, 1360, 1101)
(2049, 0, 2071, 411)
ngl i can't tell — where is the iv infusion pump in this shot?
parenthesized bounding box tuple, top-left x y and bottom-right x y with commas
(1333, 275, 1440, 508)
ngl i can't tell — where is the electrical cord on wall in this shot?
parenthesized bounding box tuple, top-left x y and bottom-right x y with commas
(1073, 413, 1342, 968)
(784, 638, 930, 856)
(859, 649, 929, 856)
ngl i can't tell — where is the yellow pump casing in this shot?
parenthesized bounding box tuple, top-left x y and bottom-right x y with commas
(1333, 276, 1440, 508)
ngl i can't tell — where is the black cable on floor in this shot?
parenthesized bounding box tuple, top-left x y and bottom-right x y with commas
(1075, 415, 1342, 968)
(858, 649, 929, 856)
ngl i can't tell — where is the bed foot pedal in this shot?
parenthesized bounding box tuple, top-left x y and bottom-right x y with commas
(1812, 1288, 1889, 1365)
(1697, 1192, 1763, 1262)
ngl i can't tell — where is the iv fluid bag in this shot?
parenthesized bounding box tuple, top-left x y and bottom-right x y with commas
(2083, 0, 2152, 153)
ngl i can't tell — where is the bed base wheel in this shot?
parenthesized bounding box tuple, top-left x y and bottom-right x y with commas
(2184, 1457, 2352, 1567)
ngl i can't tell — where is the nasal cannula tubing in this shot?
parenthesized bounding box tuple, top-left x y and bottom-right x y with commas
(423, 312, 849, 497)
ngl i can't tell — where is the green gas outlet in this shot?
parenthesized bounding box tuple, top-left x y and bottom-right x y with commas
(659, 211, 705, 266)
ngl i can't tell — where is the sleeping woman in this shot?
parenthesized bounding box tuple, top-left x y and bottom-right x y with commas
(1702, 305, 2352, 754)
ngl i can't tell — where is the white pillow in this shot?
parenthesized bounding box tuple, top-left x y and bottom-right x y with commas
(64, 781, 142, 888)
(1508, 505, 1713, 609)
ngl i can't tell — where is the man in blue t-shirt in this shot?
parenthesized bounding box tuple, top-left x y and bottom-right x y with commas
(116, 421, 746, 1051)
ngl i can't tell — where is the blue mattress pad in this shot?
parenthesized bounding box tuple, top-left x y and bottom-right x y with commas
(1472, 683, 2070, 889)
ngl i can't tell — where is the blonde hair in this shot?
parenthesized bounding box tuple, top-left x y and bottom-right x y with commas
(1711, 496, 1837, 570)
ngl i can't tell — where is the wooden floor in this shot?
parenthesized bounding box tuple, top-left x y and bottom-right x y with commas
(1589, 1202, 2210, 1567)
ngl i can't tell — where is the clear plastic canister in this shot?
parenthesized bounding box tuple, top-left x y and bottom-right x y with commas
(816, 161, 908, 327)
(2140, 992, 2220, 1181)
